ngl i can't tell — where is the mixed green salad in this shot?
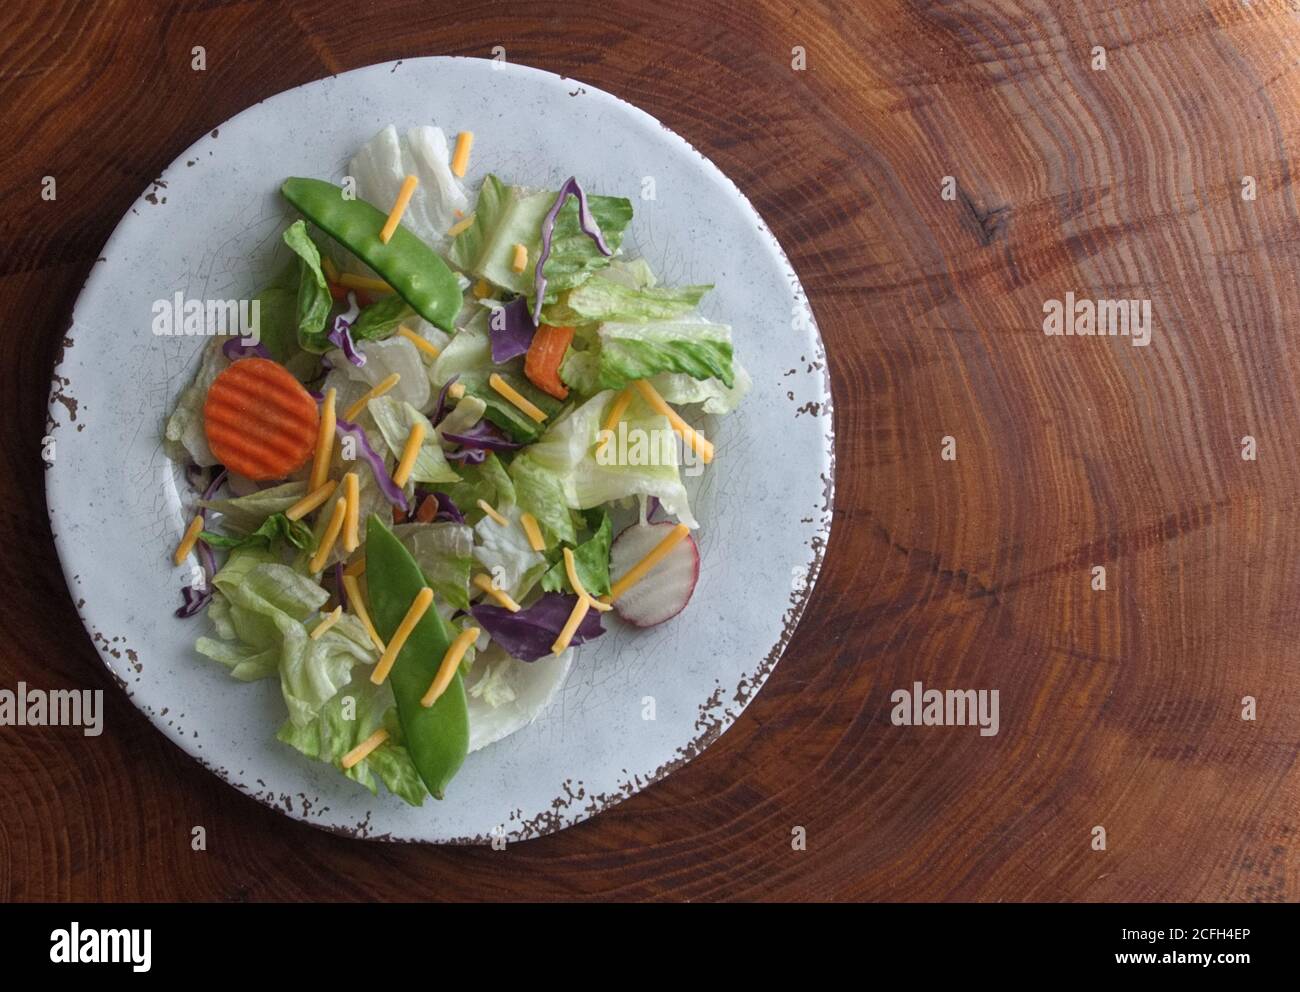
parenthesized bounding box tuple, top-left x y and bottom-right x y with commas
(165, 124, 748, 804)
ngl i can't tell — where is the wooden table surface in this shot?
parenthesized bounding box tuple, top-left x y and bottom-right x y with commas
(3, 0, 1298, 902)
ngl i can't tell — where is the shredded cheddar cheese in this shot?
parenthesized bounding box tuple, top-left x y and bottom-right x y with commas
(398, 326, 441, 358)
(520, 512, 546, 551)
(632, 380, 714, 463)
(473, 573, 520, 612)
(308, 497, 348, 573)
(310, 605, 343, 640)
(606, 522, 691, 602)
(321, 256, 340, 282)
(371, 587, 434, 685)
(341, 728, 389, 769)
(173, 515, 205, 566)
(476, 499, 508, 527)
(448, 214, 475, 237)
(309, 388, 337, 492)
(552, 595, 590, 655)
(392, 421, 426, 487)
(596, 387, 632, 457)
(342, 574, 385, 653)
(489, 372, 546, 423)
(286, 480, 337, 522)
(451, 131, 474, 177)
(447, 382, 465, 400)
(338, 272, 394, 294)
(421, 626, 480, 707)
(564, 547, 612, 612)
(343, 372, 401, 421)
(342, 472, 360, 553)
(510, 243, 528, 273)
(344, 556, 366, 577)
(472, 279, 491, 299)
(379, 174, 419, 244)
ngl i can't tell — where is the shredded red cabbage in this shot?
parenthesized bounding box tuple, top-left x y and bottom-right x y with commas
(445, 448, 487, 466)
(176, 468, 227, 618)
(334, 561, 349, 612)
(442, 420, 523, 453)
(532, 176, 613, 323)
(488, 297, 537, 363)
(328, 292, 366, 367)
(430, 373, 460, 427)
(175, 585, 213, 618)
(470, 592, 605, 662)
(335, 416, 408, 511)
(222, 337, 270, 361)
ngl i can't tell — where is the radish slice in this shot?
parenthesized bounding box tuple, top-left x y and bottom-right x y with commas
(609, 522, 700, 628)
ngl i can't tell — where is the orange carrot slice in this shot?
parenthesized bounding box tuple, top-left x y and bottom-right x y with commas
(203, 357, 320, 480)
(414, 494, 438, 523)
(524, 324, 574, 400)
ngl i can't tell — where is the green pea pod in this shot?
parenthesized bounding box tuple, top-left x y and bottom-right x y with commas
(352, 294, 415, 341)
(364, 514, 469, 799)
(281, 178, 462, 331)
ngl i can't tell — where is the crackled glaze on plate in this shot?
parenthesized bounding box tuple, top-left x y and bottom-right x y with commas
(45, 57, 833, 843)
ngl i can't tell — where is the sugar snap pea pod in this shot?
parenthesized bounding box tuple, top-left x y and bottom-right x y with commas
(364, 513, 469, 798)
(281, 178, 462, 332)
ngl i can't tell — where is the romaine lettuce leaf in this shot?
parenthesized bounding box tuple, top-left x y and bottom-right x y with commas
(540, 509, 612, 596)
(542, 276, 710, 326)
(560, 318, 733, 393)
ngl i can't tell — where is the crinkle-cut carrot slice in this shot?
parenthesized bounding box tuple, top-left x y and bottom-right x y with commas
(203, 357, 320, 480)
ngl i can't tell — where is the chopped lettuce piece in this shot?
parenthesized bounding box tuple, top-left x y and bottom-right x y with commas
(651, 363, 752, 415)
(441, 452, 516, 522)
(511, 390, 698, 528)
(393, 521, 475, 611)
(348, 125, 468, 251)
(368, 396, 460, 484)
(164, 338, 230, 467)
(560, 318, 733, 394)
(200, 480, 308, 534)
(540, 509, 612, 596)
(449, 174, 633, 301)
(277, 675, 426, 806)
(200, 511, 316, 552)
(473, 504, 548, 601)
(199, 560, 375, 726)
(542, 275, 710, 326)
(282, 220, 333, 353)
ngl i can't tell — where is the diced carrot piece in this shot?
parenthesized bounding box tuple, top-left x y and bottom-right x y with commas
(328, 283, 373, 308)
(524, 324, 574, 400)
(414, 494, 438, 523)
(203, 357, 319, 480)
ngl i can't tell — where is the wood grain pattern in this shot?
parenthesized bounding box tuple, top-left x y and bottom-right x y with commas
(3, 0, 1299, 901)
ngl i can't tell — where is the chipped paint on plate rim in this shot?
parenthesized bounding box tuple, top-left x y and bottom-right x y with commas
(45, 57, 834, 843)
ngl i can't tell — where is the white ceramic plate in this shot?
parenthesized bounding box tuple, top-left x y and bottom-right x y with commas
(45, 57, 833, 843)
